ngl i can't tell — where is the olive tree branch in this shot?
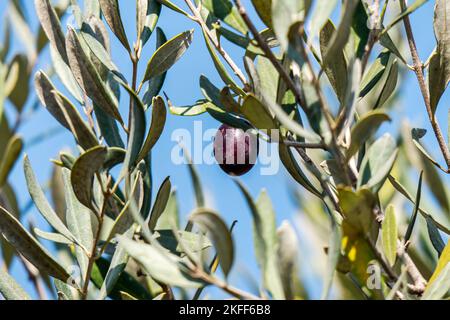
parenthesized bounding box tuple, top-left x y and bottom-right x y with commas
(397, 241, 427, 294)
(232, 0, 307, 109)
(183, 0, 248, 88)
(233, 0, 354, 187)
(361, 0, 381, 74)
(196, 271, 262, 300)
(284, 141, 327, 150)
(80, 173, 112, 300)
(399, 0, 450, 169)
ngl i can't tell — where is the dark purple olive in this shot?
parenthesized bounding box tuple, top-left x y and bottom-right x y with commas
(213, 124, 259, 176)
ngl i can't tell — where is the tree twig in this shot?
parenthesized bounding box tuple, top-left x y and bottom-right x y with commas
(399, 0, 450, 169)
(232, 0, 306, 109)
(184, 0, 248, 87)
(284, 140, 327, 150)
(397, 241, 427, 295)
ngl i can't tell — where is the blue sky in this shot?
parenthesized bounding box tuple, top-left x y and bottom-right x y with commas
(0, 0, 446, 299)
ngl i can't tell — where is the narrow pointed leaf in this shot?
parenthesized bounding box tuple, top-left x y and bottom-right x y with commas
(119, 236, 203, 288)
(0, 135, 23, 188)
(0, 206, 71, 284)
(98, 0, 131, 51)
(66, 28, 123, 124)
(235, 181, 284, 299)
(190, 209, 234, 277)
(137, 96, 167, 163)
(70, 146, 107, 209)
(0, 269, 31, 300)
(148, 177, 171, 231)
(63, 168, 94, 278)
(382, 205, 398, 266)
(142, 30, 194, 83)
(24, 156, 76, 243)
(35, 0, 68, 64)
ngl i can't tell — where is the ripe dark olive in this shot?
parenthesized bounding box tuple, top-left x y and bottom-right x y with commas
(213, 124, 259, 176)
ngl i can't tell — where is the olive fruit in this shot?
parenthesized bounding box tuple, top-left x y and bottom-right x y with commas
(213, 124, 259, 176)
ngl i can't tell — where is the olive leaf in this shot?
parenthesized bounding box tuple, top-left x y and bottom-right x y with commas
(137, 0, 161, 49)
(169, 99, 209, 116)
(119, 236, 204, 288)
(98, 0, 131, 52)
(0, 206, 72, 284)
(148, 177, 171, 231)
(235, 181, 284, 299)
(272, 0, 310, 50)
(347, 111, 391, 159)
(202, 0, 248, 34)
(52, 91, 99, 150)
(382, 205, 398, 267)
(320, 20, 348, 103)
(137, 96, 167, 163)
(0, 135, 23, 188)
(62, 168, 94, 279)
(309, 0, 338, 40)
(360, 51, 391, 98)
(242, 94, 277, 132)
(35, 71, 70, 130)
(142, 30, 194, 83)
(34, 0, 68, 64)
(374, 59, 399, 109)
(34, 229, 73, 245)
(276, 221, 302, 300)
(70, 146, 107, 210)
(321, 219, 342, 300)
(426, 216, 446, 256)
(155, 229, 212, 254)
(66, 27, 123, 124)
(429, 0, 450, 113)
(143, 28, 168, 108)
(0, 269, 31, 300)
(24, 156, 77, 244)
(190, 209, 235, 277)
(49, 45, 84, 104)
(322, 0, 358, 63)
(251, 0, 272, 28)
(7, 54, 30, 112)
(157, 0, 189, 17)
(404, 172, 423, 244)
(154, 190, 180, 230)
(98, 228, 134, 300)
(357, 134, 398, 193)
(423, 241, 450, 300)
(278, 141, 322, 198)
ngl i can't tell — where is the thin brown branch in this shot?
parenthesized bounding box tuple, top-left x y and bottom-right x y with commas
(184, 0, 248, 87)
(128, 55, 139, 132)
(232, 0, 306, 109)
(399, 0, 450, 169)
(198, 272, 261, 300)
(284, 140, 327, 150)
(80, 174, 111, 300)
(397, 241, 427, 295)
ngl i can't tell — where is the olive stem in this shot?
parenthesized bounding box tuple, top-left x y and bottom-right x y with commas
(232, 0, 307, 110)
(184, 0, 249, 88)
(283, 140, 327, 150)
(399, 0, 450, 169)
